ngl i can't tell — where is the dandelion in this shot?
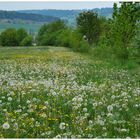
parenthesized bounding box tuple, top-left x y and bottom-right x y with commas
(77, 97, 83, 102)
(8, 97, 13, 101)
(111, 95, 116, 99)
(83, 107, 87, 112)
(107, 105, 113, 112)
(33, 98, 37, 102)
(121, 92, 127, 96)
(26, 100, 31, 104)
(59, 122, 66, 130)
(89, 120, 93, 125)
(55, 135, 61, 138)
(2, 122, 10, 129)
(44, 101, 49, 106)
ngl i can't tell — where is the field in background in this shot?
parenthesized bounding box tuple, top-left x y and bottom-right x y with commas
(0, 20, 44, 33)
(0, 46, 140, 138)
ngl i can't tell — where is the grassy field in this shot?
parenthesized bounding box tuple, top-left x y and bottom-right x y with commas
(0, 46, 140, 138)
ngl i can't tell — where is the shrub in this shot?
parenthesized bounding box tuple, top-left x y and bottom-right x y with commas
(16, 28, 28, 44)
(20, 36, 32, 46)
(0, 28, 32, 46)
(0, 28, 18, 46)
(69, 30, 90, 52)
(38, 20, 66, 46)
(56, 28, 72, 47)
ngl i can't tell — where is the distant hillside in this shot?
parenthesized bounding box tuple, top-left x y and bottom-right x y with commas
(0, 10, 59, 22)
(18, 8, 113, 18)
(18, 8, 113, 26)
(0, 19, 43, 33)
(19, 9, 80, 18)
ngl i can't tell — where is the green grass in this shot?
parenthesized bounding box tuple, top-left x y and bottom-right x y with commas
(0, 46, 140, 138)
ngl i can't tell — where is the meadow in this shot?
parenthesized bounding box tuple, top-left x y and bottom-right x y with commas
(0, 46, 140, 138)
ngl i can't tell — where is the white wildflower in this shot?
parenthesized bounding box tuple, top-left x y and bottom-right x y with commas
(83, 107, 87, 112)
(107, 105, 113, 112)
(2, 122, 10, 129)
(59, 122, 66, 130)
(8, 97, 13, 101)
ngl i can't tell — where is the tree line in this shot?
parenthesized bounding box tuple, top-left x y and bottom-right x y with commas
(0, 2, 139, 61)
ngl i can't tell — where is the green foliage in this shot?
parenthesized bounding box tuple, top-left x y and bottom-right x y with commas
(69, 30, 90, 52)
(0, 28, 32, 46)
(0, 28, 18, 46)
(20, 35, 32, 46)
(56, 28, 72, 47)
(38, 20, 66, 46)
(76, 10, 101, 45)
(110, 2, 140, 60)
(16, 28, 28, 44)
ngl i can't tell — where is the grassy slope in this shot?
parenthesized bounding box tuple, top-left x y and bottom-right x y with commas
(0, 46, 140, 138)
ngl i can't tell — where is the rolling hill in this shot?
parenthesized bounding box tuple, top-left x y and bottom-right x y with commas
(0, 10, 59, 22)
(0, 10, 60, 33)
(18, 8, 113, 18)
(18, 8, 113, 26)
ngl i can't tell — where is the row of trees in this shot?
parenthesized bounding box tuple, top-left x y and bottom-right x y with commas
(0, 2, 139, 60)
(37, 2, 139, 59)
(0, 28, 32, 46)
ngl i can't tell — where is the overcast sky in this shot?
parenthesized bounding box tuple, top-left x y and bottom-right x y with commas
(0, 2, 117, 10)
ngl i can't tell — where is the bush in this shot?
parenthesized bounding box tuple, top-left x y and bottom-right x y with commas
(0, 28, 18, 46)
(16, 28, 28, 44)
(69, 30, 90, 52)
(0, 28, 32, 46)
(38, 20, 66, 46)
(56, 28, 72, 47)
(20, 36, 32, 46)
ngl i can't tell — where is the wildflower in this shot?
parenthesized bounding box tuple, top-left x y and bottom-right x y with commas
(83, 107, 87, 112)
(77, 97, 83, 102)
(2, 122, 10, 129)
(33, 98, 37, 102)
(107, 113, 113, 117)
(15, 109, 22, 113)
(89, 120, 93, 125)
(44, 101, 49, 106)
(59, 122, 66, 130)
(55, 135, 61, 138)
(111, 95, 116, 99)
(93, 102, 97, 107)
(26, 100, 31, 104)
(107, 105, 113, 112)
(121, 92, 127, 96)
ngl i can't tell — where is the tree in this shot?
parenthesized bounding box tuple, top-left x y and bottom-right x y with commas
(38, 20, 66, 46)
(111, 2, 140, 59)
(56, 28, 72, 47)
(20, 35, 32, 46)
(0, 28, 18, 46)
(0, 28, 32, 46)
(16, 28, 28, 45)
(76, 11, 100, 45)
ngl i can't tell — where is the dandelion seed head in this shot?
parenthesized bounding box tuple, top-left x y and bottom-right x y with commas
(2, 122, 10, 129)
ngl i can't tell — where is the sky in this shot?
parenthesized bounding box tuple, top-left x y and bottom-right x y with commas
(0, 2, 116, 10)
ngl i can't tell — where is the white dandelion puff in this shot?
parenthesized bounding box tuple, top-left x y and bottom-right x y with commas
(2, 122, 10, 129)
